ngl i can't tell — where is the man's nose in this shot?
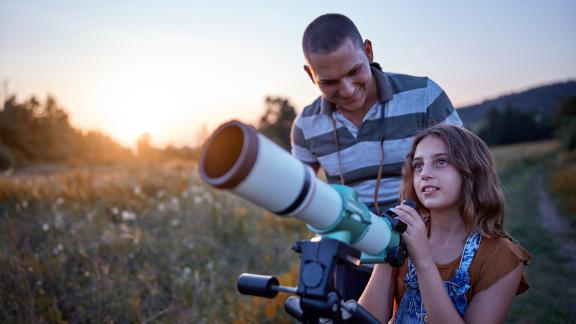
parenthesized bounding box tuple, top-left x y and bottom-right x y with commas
(338, 78, 354, 97)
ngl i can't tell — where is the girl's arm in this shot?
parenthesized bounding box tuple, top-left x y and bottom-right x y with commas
(358, 263, 395, 323)
(463, 263, 524, 323)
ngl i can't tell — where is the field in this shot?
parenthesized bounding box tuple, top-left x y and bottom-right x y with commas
(1, 141, 575, 323)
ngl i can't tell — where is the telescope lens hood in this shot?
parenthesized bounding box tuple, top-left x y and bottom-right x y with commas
(199, 120, 259, 189)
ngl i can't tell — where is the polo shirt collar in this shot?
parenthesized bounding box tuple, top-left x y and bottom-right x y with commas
(320, 65, 393, 115)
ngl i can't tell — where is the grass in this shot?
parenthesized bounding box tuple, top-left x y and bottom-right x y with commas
(1, 140, 574, 323)
(0, 162, 308, 323)
(498, 153, 576, 323)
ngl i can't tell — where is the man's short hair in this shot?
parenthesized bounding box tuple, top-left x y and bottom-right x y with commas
(302, 13, 364, 60)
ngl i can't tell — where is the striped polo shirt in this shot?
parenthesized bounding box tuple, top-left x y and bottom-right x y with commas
(291, 66, 462, 212)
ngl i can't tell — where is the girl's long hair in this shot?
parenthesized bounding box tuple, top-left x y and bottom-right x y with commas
(400, 124, 506, 238)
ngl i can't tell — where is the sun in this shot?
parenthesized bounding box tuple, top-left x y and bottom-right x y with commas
(95, 56, 196, 148)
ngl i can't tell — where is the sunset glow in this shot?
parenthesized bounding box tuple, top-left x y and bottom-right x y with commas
(1, 1, 575, 149)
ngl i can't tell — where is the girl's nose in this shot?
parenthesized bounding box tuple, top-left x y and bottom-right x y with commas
(419, 163, 433, 179)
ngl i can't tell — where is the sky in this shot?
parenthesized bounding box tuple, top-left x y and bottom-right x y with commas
(1, 0, 575, 149)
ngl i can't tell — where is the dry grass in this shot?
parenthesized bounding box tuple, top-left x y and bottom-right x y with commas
(0, 161, 307, 323)
(490, 140, 559, 173)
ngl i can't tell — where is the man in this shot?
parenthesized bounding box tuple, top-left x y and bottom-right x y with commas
(290, 13, 463, 301)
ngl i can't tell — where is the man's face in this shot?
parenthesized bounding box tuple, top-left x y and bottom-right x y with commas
(305, 39, 375, 116)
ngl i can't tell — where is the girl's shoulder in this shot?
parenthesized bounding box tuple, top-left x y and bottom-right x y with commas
(476, 235, 532, 265)
(469, 235, 532, 296)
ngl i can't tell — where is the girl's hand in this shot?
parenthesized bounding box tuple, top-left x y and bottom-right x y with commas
(394, 204, 433, 268)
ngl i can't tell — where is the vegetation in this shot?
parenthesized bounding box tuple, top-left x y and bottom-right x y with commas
(554, 95, 576, 150)
(0, 95, 133, 168)
(257, 96, 297, 151)
(477, 103, 554, 146)
(547, 149, 576, 220)
(503, 158, 576, 322)
(1, 90, 574, 322)
(0, 162, 308, 322)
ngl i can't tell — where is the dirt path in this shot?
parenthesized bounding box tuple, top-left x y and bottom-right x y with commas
(536, 173, 576, 264)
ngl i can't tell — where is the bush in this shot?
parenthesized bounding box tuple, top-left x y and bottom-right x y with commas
(0, 144, 14, 171)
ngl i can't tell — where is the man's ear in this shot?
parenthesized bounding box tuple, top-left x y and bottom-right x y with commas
(364, 39, 374, 63)
(303, 65, 316, 84)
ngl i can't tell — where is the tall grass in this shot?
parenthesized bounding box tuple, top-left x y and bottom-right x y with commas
(0, 162, 308, 323)
(497, 152, 576, 323)
(1, 140, 574, 323)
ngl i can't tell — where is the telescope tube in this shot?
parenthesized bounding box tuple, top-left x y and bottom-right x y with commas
(199, 120, 400, 258)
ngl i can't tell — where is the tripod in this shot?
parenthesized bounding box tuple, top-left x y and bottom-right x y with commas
(237, 237, 381, 323)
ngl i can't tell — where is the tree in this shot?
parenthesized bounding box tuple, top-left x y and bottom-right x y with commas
(555, 95, 576, 150)
(257, 96, 297, 151)
(478, 102, 553, 145)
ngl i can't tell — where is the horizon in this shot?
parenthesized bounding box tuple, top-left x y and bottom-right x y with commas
(1, 1, 575, 148)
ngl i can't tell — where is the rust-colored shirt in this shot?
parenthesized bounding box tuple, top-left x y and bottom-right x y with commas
(394, 236, 531, 305)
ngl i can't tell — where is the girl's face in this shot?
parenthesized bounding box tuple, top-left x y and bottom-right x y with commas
(412, 135, 463, 213)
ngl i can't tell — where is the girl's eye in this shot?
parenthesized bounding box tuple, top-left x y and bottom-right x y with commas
(412, 162, 423, 171)
(435, 159, 448, 167)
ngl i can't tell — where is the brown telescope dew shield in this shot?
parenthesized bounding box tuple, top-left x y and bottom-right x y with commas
(199, 120, 259, 189)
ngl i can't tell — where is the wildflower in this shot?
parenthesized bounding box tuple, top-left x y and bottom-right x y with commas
(56, 197, 65, 205)
(170, 218, 180, 227)
(133, 186, 142, 195)
(183, 267, 192, 276)
(171, 197, 179, 207)
(158, 203, 166, 212)
(121, 210, 137, 221)
(112, 207, 119, 215)
(194, 196, 202, 204)
(54, 213, 64, 228)
(42, 223, 50, 231)
(203, 192, 214, 204)
(21, 200, 28, 209)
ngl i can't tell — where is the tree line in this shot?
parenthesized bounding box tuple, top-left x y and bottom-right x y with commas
(476, 97, 576, 150)
(0, 94, 298, 171)
(0, 95, 133, 170)
(2, 91, 573, 172)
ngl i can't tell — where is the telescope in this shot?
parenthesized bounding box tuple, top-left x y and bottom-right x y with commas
(199, 120, 410, 323)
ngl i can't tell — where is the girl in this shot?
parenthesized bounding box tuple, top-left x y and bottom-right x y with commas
(359, 124, 531, 323)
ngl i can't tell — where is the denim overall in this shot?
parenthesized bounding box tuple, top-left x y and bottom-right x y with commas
(394, 232, 482, 323)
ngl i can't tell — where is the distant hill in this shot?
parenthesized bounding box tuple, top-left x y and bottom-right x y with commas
(456, 80, 576, 129)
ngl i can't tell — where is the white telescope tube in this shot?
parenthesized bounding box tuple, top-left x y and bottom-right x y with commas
(199, 121, 341, 229)
(199, 120, 401, 261)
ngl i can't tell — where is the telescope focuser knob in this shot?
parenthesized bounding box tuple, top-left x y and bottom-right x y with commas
(389, 216, 407, 233)
(385, 240, 408, 267)
(383, 199, 420, 234)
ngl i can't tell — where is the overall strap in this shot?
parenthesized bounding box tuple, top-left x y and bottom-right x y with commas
(456, 231, 482, 273)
